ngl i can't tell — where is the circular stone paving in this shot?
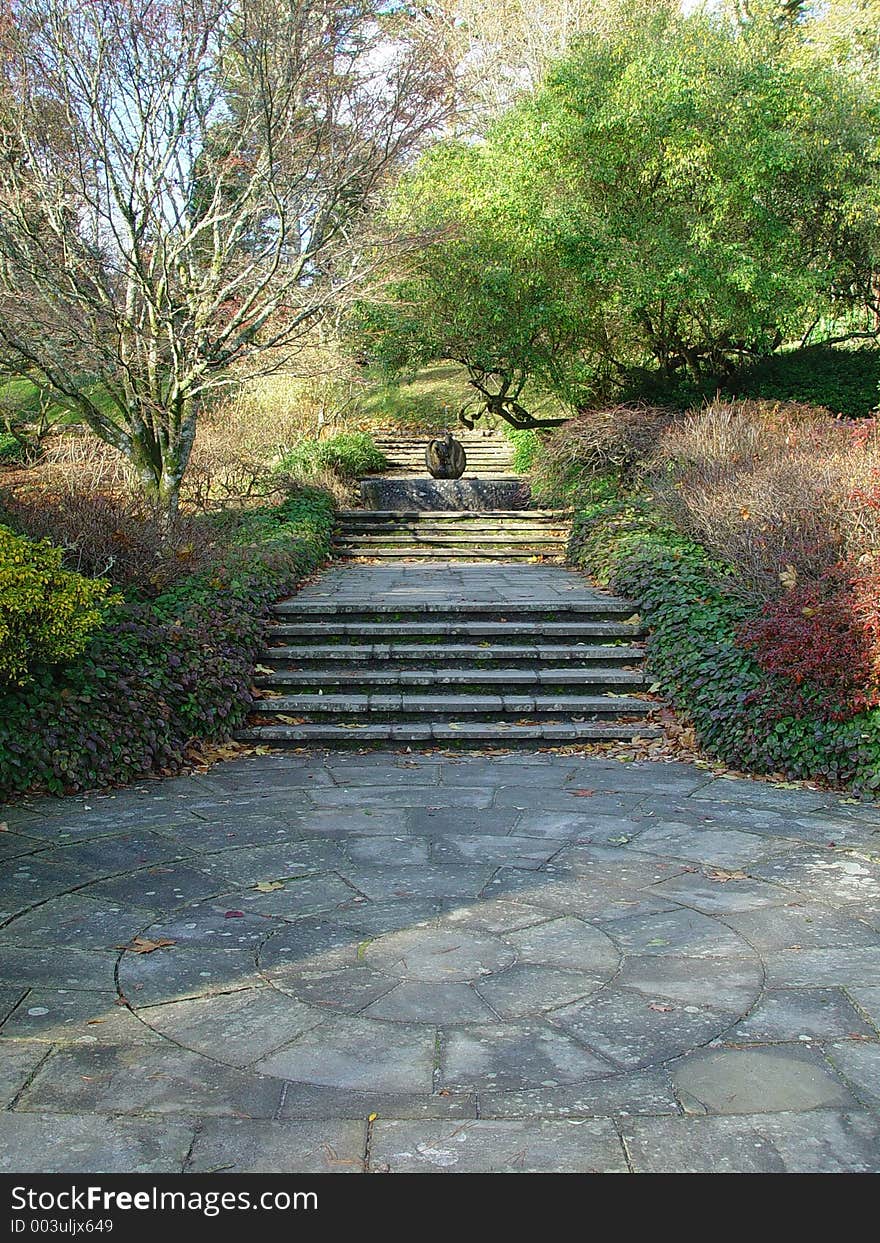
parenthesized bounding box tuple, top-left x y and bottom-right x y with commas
(5, 748, 880, 1173)
(360, 926, 517, 982)
(125, 860, 766, 1093)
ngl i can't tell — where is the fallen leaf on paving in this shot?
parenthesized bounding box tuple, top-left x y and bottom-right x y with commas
(117, 937, 176, 954)
(706, 869, 747, 882)
(648, 1002, 674, 1013)
(0, 822, 7, 832)
(368, 1112, 379, 1122)
(224, 910, 245, 919)
(569, 789, 596, 797)
(254, 881, 285, 892)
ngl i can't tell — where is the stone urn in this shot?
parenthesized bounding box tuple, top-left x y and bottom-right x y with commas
(426, 433, 467, 479)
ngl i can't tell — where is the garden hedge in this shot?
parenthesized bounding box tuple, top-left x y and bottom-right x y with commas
(571, 501, 880, 795)
(274, 431, 388, 481)
(0, 525, 113, 686)
(0, 488, 334, 796)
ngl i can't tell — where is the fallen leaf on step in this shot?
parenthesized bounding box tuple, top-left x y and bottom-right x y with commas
(117, 936, 176, 954)
(254, 881, 285, 892)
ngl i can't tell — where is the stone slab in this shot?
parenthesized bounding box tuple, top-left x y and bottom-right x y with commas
(673, 1046, 856, 1114)
(369, 1118, 626, 1173)
(0, 1040, 49, 1106)
(18, 1044, 284, 1118)
(359, 478, 531, 511)
(188, 1118, 365, 1173)
(0, 1112, 195, 1174)
(254, 1015, 436, 1093)
(621, 1110, 880, 1173)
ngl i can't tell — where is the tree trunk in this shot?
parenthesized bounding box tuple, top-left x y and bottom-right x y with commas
(128, 426, 189, 520)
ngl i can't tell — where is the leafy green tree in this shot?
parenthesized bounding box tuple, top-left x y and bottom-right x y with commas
(364, 7, 880, 420)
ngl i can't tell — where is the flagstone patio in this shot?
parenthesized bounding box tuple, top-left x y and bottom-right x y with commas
(1, 750, 880, 1173)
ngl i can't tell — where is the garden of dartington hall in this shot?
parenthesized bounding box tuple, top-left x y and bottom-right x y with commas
(3, 2, 880, 802)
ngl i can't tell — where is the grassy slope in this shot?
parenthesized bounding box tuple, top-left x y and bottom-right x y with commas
(0, 376, 118, 424)
(354, 364, 570, 431)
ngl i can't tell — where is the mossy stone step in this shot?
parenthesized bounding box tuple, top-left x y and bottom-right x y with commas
(237, 721, 662, 745)
(265, 620, 644, 639)
(270, 599, 637, 616)
(258, 642, 646, 665)
(334, 549, 567, 561)
(252, 692, 651, 716)
(255, 667, 646, 689)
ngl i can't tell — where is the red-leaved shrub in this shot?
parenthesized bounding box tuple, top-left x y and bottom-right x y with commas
(739, 556, 880, 720)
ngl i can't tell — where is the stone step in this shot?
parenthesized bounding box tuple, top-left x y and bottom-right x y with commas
(375, 445, 512, 453)
(338, 510, 570, 520)
(373, 434, 509, 442)
(333, 538, 569, 551)
(335, 525, 569, 536)
(379, 468, 515, 475)
(379, 462, 514, 471)
(258, 642, 646, 665)
(335, 530, 569, 542)
(266, 615, 641, 636)
(334, 548, 566, 561)
(375, 448, 512, 456)
(338, 516, 565, 528)
(237, 720, 661, 745)
(255, 667, 646, 690)
(377, 448, 512, 456)
(251, 692, 651, 717)
(270, 599, 637, 617)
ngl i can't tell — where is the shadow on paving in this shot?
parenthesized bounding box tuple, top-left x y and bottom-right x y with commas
(1, 751, 880, 1173)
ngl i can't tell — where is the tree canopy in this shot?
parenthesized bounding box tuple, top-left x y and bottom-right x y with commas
(0, 0, 450, 511)
(360, 5, 880, 426)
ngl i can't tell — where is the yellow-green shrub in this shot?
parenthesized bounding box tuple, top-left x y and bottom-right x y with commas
(0, 525, 113, 685)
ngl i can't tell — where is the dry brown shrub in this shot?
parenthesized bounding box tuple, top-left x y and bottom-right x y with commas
(28, 425, 135, 493)
(651, 399, 880, 600)
(534, 404, 678, 499)
(186, 358, 367, 505)
(0, 481, 219, 592)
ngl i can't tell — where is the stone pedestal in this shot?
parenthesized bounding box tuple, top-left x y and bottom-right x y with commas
(359, 477, 531, 512)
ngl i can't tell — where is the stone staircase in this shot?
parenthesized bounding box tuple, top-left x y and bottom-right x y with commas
(237, 569, 658, 747)
(333, 510, 571, 562)
(374, 429, 515, 478)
